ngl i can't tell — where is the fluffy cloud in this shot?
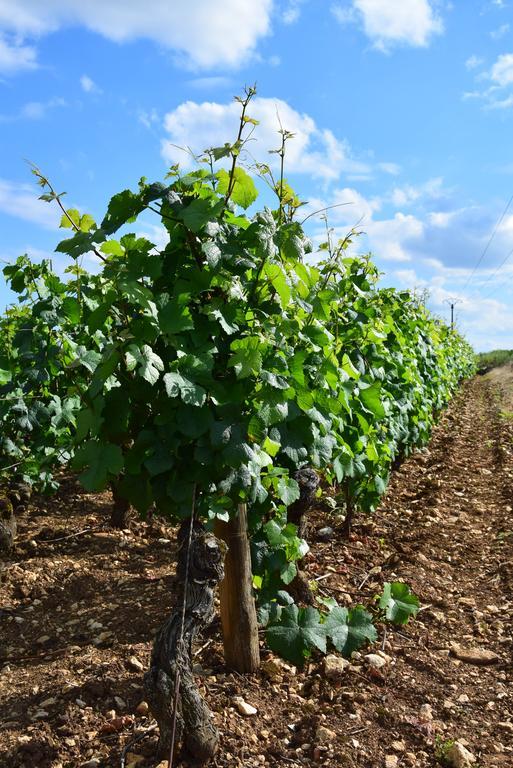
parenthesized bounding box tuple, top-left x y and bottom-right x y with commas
(161, 97, 371, 182)
(0, 178, 61, 229)
(0, 0, 273, 70)
(490, 53, 513, 86)
(80, 74, 101, 94)
(465, 52, 513, 109)
(332, 0, 443, 50)
(0, 34, 37, 74)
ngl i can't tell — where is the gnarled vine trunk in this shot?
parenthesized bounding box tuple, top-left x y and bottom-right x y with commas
(110, 483, 130, 529)
(0, 494, 16, 553)
(144, 521, 226, 763)
(287, 468, 320, 605)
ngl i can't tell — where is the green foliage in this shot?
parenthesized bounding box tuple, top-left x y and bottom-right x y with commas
(0, 93, 471, 668)
(378, 581, 420, 625)
(476, 349, 513, 371)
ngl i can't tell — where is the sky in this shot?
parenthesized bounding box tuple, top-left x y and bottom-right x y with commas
(1, 1, 513, 351)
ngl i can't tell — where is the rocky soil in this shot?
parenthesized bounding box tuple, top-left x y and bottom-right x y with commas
(0, 373, 512, 768)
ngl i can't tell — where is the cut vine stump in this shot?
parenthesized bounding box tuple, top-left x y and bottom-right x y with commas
(214, 503, 261, 673)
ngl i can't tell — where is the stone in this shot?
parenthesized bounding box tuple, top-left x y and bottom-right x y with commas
(450, 643, 499, 665)
(127, 656, 144, 673)
(446, 742, 476, 767)
(233, 696, 258, 716)
(419, 703, 433, 720)
(317, 527, 334, 542)
(323, 654, 350, 680)
(365, 653, 387, 669)
(261, 657, 294, 681)
(391, 740, 406, 752)
(316, 725, 337, 744)
(135, 701, 149, 716)
(385, 756, 399, 768)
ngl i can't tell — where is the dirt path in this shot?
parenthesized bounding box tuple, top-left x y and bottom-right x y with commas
(0, 375, 512, 768)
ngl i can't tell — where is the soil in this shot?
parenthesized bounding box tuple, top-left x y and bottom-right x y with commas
(1, 373, 512, 768)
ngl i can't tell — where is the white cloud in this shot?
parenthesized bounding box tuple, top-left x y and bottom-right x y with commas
(80, 74, 101, 93)
(465, 55, 484, 70)
(282, 0, 306, 24)
(332, 0, 443, 50)
(378, 162, 401, 176)
(491, 22, 510, 39)
(0, 33, 37, 74)
(0, 0, 273, 69)
(138, 108, 159, 130)
(161, 97, 371, 182)
(0, 96, 66, 123)
(490, 52, 513, 85)
(390, 177, 444, 207)
(466, 52, 513, 109)
(0, 178, 61, 229)
(366, 213, 424, 262)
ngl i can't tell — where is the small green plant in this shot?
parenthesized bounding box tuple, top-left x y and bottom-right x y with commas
(434, 736, 455, 764)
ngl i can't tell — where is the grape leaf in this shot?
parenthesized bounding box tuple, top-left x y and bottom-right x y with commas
(379, 582, 420, 625)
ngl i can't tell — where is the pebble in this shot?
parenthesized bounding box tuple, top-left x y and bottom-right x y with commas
(323, 654, 350, 680)
(316, 725, 337, 744)
(365, 653, 387, 669)
(450, 643, 499, 665)
(114, 696, 126, 710)
(391, 740, 406, 752)
(135, 701, 149, 716)
(127, 656, 144, 673)
(419, 703, 433, 720)
(446, 742, 476, 767)
(317, 527, 334, 541)
(385, 756, 399, 768)
(233, 696, 258, 716)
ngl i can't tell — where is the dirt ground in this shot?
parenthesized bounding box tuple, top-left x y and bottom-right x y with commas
(0, 373, 512, 768)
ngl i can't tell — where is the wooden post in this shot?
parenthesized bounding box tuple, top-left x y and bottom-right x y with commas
(214, 504, 260, 673)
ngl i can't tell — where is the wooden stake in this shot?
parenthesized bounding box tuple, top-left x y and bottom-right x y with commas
(214, 503, 260, 673)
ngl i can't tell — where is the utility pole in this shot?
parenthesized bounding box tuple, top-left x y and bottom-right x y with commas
(443, 298, 462, 329)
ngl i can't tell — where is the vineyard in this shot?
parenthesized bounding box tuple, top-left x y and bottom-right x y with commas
(0, 96, 511, 768)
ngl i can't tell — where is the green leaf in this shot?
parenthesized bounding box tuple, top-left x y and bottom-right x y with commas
(101, 189, 145, 234)
(266, 605, 327, 666)
(0, 369, 12, 385)
(101, 240, 125, 256)
(163, 372, 206, 406)
(276, 476, 301, 506)
(379, 582, 420, 625)
(125, 344, 164, 385)
(73, 441, 124, 491)
(60, 208, 80, 229)
(79, 213, 96, 233)
(159, 300, 194, 334)
(228, 337, 264, 379)
(325, 606, 378, 658)
(180, 198, 224, 232)
(359, 382, 385, 419)
(216, 167, 258, 209)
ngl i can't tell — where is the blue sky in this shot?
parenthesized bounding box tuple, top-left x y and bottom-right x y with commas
(1, 0, 513, 351)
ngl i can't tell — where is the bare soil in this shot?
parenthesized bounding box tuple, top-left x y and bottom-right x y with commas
(1, 374, 512, 768)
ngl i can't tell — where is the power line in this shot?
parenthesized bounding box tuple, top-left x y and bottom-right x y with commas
(463, 192, 513, 291)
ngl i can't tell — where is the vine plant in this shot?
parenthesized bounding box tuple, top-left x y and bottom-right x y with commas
(0, 89, 475, 664)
